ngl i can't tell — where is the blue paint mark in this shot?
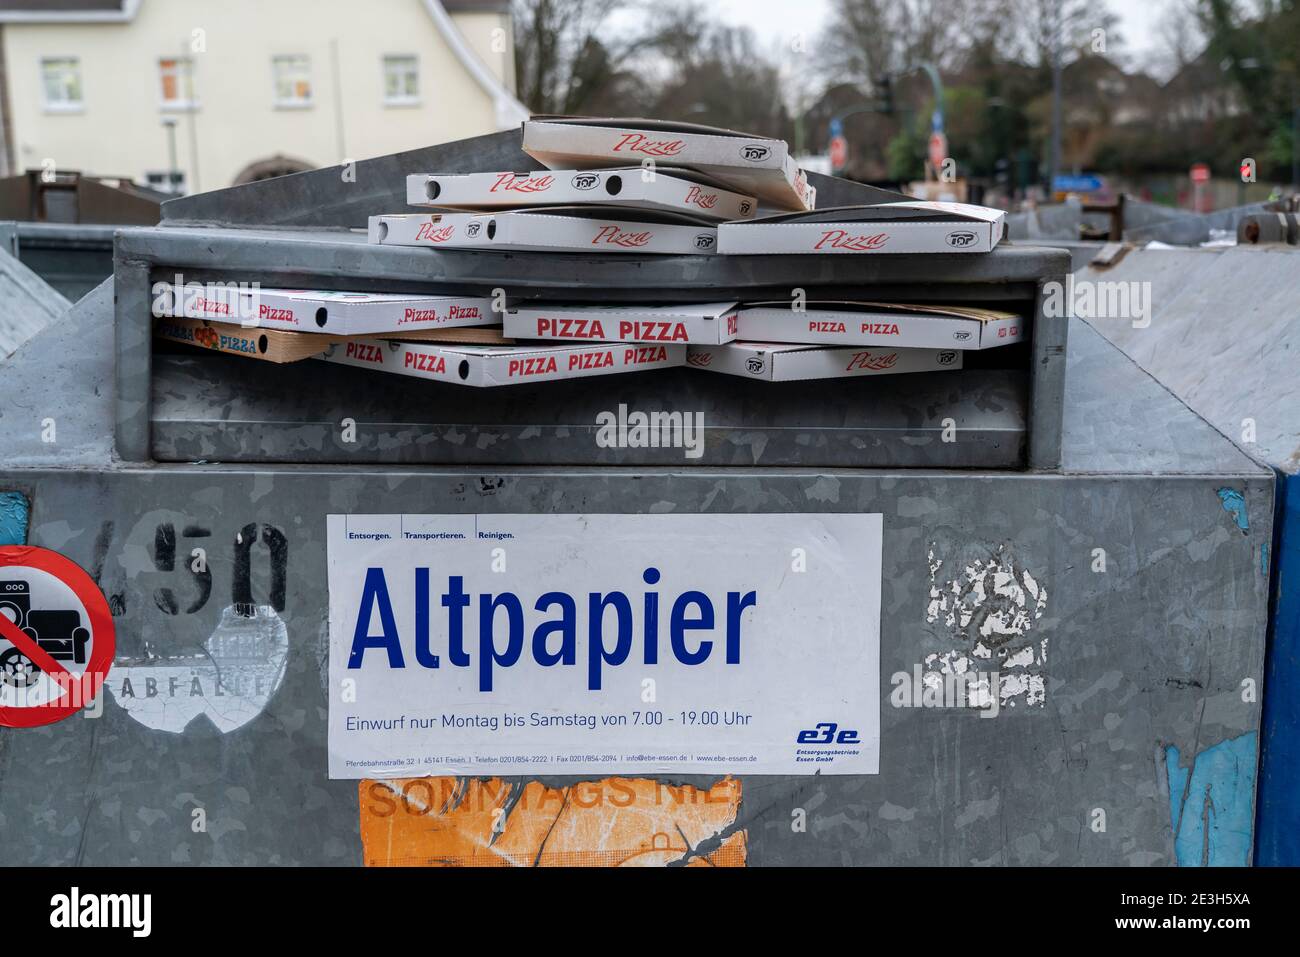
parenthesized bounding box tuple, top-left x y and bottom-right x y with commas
(1216, 487, 1250, 534)
(0, 491, 29, 546)
(1166, 732, 1258, 866)
(1257, 470, 1300, 865)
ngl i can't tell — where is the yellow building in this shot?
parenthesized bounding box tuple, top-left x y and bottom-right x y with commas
(0, 0, 524, 192)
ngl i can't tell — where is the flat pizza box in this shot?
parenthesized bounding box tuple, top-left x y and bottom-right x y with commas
(155, 318, 516, 364)
(318, 338, 685, 387)
(736, 302, 1023, 349)
(369, 206, 718, 255)
(685, 341, 963, 382)
(406, 168, 756, 221)
(717, 201, 1007, 255)
(154, 316, 345, 363)
(505, 302, 740, 345)
(521, 116, 815, 211)
(152, 282, 498, 335)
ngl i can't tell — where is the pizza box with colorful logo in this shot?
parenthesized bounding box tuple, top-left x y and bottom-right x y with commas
(406, 168, 756, 221)
(717, 201, 1007, 255)
(369, 206, 718, 255)
(521, 116, 815, 212)
(736, 302, 1023, 349)
(685, 341, 963, 382)
(505, 302, 741, 345)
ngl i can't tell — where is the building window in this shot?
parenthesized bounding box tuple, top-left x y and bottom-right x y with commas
(272, 55, 313, 107)
(159, 57, 197, 110)
(383, 55, 419, 105)
(145, 170, 187, 196)
(41, 57, 83, 111)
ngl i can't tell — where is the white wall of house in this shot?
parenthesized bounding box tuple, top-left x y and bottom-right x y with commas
(2, 0, 517, 192)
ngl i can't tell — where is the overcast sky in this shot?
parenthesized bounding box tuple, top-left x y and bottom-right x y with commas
(701, 0, 1178, 69)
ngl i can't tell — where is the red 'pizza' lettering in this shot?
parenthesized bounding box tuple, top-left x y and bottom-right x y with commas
(536, 317, 607, 339)
(345, 342, 384, 364)
(611, 133, 686, 156)
(568, 350, 614, 371)
(811, 321, 847, 333)
(403, 351, 447, 373)
(683, 185, 718, 209)
(489, 172, 554, 193)
(414, 222, 455, 243)
(257, 304, 294, 322)
(617, 320, 688, 342)
(592, 225, 652, 247)
(859, 322, 900, 335)
(624, 346, 669, 364)
(813, 229, 888, 251)
(844, 351, 899, 372)
(507, 356, 559, 378)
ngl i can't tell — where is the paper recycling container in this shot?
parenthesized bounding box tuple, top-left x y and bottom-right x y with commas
(0, 130, 1272, 867)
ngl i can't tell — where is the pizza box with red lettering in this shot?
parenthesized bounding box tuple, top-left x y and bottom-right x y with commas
(521, 116, 815, 212)
(369, 207, 718, 255)
(406, 168, 756, 221)
(716, 201, 1007, 255)
(318, 338, 685, 387)
(155, 318, 517, 364)
(505, 302, 740, 345)
(736, 302, 1023, 349)
(685, 341, 963, 382)
(152, 282, 498, 335)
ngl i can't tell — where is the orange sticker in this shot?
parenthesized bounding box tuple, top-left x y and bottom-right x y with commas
(358, 776, 746, 867)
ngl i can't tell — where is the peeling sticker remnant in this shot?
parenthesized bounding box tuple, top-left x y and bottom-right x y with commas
(1215, 487, 1250, 535)
(358, 776, 746, 867)
(924, 542, 1049, 708)
(0, 492, 29, 546)
(1165, 732, 1258, 867)
(104, 604, 288, 733)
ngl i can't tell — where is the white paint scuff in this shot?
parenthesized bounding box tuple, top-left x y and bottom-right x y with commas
(924, 543, 1049, 708)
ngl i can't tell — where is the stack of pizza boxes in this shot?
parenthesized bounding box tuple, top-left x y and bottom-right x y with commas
(358, 116, 822, 382)
(154, 117, 1019, 387)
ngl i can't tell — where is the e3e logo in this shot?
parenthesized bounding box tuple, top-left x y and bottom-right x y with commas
(797, 722, 860, 745)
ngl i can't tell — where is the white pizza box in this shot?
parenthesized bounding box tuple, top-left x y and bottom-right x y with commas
(505, 301, 740, 345)
(369, 206, 718, 255)
(717, 201, 1007, 255)
(685, 341, 963, 382)
(318, 337, 685, 387)
(737, 302, 1023, 349)
(406, 168, 757, 221)
(151, 282, 498, 335)
(521, 116, 815, 211)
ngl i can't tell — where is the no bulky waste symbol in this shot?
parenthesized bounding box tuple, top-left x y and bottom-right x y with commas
(0, 546, 115, 727)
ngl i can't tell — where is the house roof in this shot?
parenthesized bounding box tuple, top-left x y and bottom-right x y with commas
(441, 0, 510, 11)
(0, 0, 136, 21)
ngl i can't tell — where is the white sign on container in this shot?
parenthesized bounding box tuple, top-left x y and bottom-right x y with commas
(326, 513, 881, 778)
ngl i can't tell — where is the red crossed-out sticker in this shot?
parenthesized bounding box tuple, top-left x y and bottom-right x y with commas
(0, 546, 115, 727)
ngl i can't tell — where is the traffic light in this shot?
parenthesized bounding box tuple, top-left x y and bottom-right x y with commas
(876, 73, 894, 115)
